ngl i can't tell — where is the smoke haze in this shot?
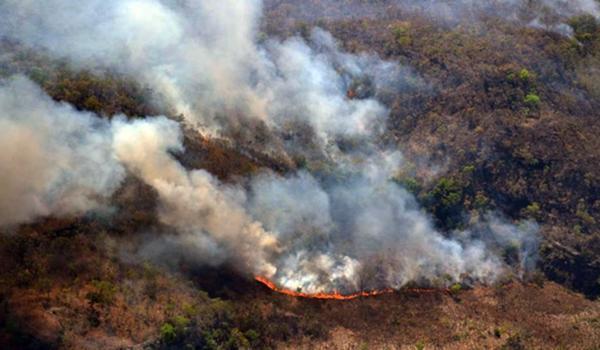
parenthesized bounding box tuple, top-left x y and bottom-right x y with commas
(0, 0, 556, 292)
(0, 77, 124, 227)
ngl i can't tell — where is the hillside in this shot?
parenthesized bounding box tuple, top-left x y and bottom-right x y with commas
(1, 0, 600, 349)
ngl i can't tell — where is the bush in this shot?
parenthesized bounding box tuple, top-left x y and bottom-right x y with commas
(393, 22, 412, 47)
(474, 192, 490, 209)
(394, 177, 421, 195)
(518, 68, 531, 82)
(501, 333, 526, 350)
(427, 177, 465, 229)
(160, 323, 177, 343)
(86, 280, 117, 306)
(431, 178, 463, 208)
(569, 14, 599, 43)
(173, 315, 191, 332)
(522, 202, 541, 218)
(449, 283, 462, 294)
(524, 93, 540, 107)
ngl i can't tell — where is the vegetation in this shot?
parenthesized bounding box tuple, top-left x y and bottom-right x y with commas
(1, 1, 600, 348)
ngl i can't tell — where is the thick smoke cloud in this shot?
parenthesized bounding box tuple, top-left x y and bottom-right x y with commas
(0, 0, 390, 147)
(0, 0, 540, 292)
(112, 117, 280, 277)
(246, 155, 537, 293)
(0, 77, 124, 227)
(0, 75, 279, 277)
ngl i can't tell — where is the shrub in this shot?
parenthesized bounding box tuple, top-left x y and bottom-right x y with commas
(494, 327, 503, 338)
(518, 68, 531, 82)
(427, 178, 465, 229)
(431, 178, 463, 208)
(450, 283, 462, 294)
(225, 328, 250, 349)
(394, 177, 421, 195)
(462, 165, 475, 175)
(524, 93, 540, 107)
(160, 323, 177, 343)
(474, 192, 490, 209)
(576, 200, 596, 225)
(569, 14, 599, 43)
(173, 315, 191, 332)
(522, 202, 541, 218)
(393, 22, 412, 47)
(501, 333, 526, 350)
(86, 280, 117, 306)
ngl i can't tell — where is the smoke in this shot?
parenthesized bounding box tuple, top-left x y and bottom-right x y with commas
(0, 0, 420, 152)
(264, 0, 599, 35)
(0, 75, 279, 277)
(0, 0, 540, 292)
(112, 117, 280, 277)
(396, 0, 599, 23)
(0, 76, 124, 227)
(246, 154, 537, 293)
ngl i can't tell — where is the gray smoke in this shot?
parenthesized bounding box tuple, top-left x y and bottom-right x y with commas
(0, 76, 124, 227)
(0, 0, 540, 292)
(265, 0, 598, 35)
(112, 117, 280, 277)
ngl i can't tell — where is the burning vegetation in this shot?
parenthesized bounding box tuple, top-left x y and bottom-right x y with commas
(255, 276, 396, 300)
(0, 0, 599, 349)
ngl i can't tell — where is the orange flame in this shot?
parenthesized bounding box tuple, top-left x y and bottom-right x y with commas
(255, 276, 395, 300)
(255, 276, 450, 300)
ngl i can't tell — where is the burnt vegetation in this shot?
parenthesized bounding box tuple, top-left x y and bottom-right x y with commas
(1, 1, 600, 349)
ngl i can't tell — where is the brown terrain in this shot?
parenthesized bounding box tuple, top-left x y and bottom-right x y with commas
(1, 1, 600, 349)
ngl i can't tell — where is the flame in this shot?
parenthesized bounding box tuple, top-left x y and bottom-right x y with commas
(255, 276, 451, 300)
(255, 276, 395, 300)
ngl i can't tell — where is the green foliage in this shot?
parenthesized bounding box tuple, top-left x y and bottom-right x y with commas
(394, 177, 421, 195)
(225, 328, 250, 349)
(449, 283, 462, 294)
(243, 329, 259, 343)
(173, 315, 191, 332)
(427, 178, 465, 229)
(518, 68, 531, 82)
(160, 323, 177, 343)
(86, 280, 117, 306)
(462, 165, 475, 176)
(202, 327, 251, 350)
(431, 178, 463, 208)
(576, 200, 596, 225)
(569, 14, 599, 44)
(415, 340, 426, 350)
(393, 22, 412, 47)
(524, 93, 541, 107)
(522, 202, 541, 218)
(473, 192, 490, 209)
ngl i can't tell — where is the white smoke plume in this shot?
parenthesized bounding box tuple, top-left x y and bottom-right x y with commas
(0, 76, 124, 227)
(112, 117, 280, 277)
(0, 0, 390, 146)
(246, 154, 537, 293)
(0, 75, 280, 278)
(0, 1, 540, 293)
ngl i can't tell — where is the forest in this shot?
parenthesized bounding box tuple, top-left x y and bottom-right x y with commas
(0, 0, 599, 349)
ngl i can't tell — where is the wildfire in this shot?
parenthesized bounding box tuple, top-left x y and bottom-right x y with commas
(255, 277, 452, 300)
(255, 276, 395, 300)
